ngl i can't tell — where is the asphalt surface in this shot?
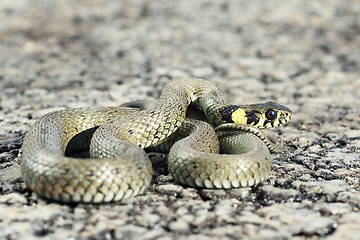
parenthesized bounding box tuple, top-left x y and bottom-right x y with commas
(0, 0, 359, 239)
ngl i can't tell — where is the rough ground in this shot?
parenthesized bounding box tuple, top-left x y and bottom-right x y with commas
(1, 0, 359, 239)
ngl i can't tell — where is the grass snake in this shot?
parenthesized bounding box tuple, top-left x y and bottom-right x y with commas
(21, 78, 292, 203)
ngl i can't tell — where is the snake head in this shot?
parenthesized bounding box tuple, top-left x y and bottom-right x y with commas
(220, 102, 293, 129)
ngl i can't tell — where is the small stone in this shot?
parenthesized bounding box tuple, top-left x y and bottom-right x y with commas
(0, 193, 27, 205)
(115, 224, 147, 239)
(259, 185, 300, 202)
(136, 213, 161, 228)
(175, 206, 189, 216)
(155, 184, 185, 197)
(291, 180, 348, 197)
(309, 145, 321, 153)
(0, 152, 15, 162)
(168, 219, 190, 233)
(294, 217, 337, 236)
(199, 188, 251, 200)
(315, 203, 352, 215)
(0, 164, 22, 184)
(298, 136, 309, 146)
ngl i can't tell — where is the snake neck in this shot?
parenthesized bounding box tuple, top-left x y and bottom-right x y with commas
(154, 78, 227, 128)
(204, 104, 238, 126)
(194, 92, 229, 127)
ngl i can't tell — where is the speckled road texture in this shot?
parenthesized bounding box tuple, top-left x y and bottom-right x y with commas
(0, 0, 359, 239)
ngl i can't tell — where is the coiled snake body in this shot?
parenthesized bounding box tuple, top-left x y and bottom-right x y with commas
(21, 78, 292, 203)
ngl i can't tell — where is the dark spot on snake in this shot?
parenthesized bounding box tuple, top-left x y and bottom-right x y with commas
(214, 163, 221, 170)
(263, 119, 273, 127)
(246, 110, 260, 125)
(219, 105, 238, 123)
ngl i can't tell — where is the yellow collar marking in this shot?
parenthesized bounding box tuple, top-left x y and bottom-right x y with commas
(231, 108, 248, 124)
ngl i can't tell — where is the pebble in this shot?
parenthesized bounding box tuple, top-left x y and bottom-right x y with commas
(168, 219, 190, 233)
(155, 184, 189, 197)
(259, 185, 300, 202)
(314, 202, 352, 215)
(0, 152, 16, 162)
(309, 145, 321, 153)
(294, 217, 337, 236)
(0, 193, 27, 205)
(298, 136, 310, 146)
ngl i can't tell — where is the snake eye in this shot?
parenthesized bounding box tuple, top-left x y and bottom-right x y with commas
(265, 109, 277, 120)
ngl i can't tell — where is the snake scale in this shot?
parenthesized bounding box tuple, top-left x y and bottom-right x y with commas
(21, 78, 292, 203)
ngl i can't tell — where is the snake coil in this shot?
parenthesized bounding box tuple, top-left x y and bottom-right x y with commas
(21, 78, 292, 203)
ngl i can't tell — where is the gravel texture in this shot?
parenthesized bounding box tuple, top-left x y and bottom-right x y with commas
(1, 0, 360, 239)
